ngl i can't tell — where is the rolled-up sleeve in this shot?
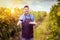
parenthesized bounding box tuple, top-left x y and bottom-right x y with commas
(31, 15, 34, 22)
(19, 15, 23, 21)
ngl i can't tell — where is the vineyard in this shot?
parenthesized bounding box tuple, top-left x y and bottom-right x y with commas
(0, 0, 60, 40)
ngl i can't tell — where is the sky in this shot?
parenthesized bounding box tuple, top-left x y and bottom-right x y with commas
(0, 0, 57, 12)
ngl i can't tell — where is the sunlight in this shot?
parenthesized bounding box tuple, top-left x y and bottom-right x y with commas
(11, 8, 14, 14)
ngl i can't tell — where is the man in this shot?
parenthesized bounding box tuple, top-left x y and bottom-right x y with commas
(17, 5, 35, 40)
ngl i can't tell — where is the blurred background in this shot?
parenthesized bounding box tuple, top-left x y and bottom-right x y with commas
(0, 0, 60, 40)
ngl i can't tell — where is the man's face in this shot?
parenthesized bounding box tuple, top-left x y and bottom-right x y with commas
(24, 7, 29, 14)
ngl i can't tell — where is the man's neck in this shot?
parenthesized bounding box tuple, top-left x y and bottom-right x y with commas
(25, 13, 30, 16)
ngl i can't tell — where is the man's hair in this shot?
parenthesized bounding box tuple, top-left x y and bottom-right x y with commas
(24, 5, 29, 8)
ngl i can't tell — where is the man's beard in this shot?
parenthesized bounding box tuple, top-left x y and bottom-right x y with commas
(25, 12, 29, 14)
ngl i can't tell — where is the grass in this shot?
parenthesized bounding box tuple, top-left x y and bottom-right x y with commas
(34, 15, 49, 40)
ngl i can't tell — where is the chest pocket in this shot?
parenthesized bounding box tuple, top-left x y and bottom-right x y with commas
(25, 15, 32, 23)
(22, 14, 32, 28)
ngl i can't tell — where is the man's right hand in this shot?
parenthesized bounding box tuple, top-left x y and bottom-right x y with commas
(17, 21, 22, 26)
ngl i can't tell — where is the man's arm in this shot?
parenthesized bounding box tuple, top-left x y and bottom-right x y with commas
(17, 20, 22, 26)
(29, 14, 37, 25)
(17, 15, 23, 26)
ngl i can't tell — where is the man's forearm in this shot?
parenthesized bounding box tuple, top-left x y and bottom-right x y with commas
(17, 21, 22, 26)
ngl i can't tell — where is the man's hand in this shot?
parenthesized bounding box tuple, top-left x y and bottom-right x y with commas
(17, 21, 22, 26)
(29, 22, 37, 25)
(29, 22, 38, 29)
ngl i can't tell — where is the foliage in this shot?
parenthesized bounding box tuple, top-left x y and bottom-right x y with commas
(0, 7, 47, 40)
(30, 11, 46, 22)
(48, 4, 60, 40)
(34, 15, 49, 40)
